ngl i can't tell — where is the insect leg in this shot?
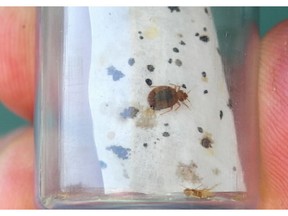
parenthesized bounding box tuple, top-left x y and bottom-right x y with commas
(160, 106, 174, 115)
(174, 102, 181, 111)
(181, 101, 190, 109)
(169, 83, 181, 91)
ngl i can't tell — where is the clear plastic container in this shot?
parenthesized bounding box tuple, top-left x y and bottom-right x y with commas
(35, 7, 260, 209)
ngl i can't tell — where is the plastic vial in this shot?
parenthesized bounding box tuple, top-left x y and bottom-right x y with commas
(36, 7, 260, 209)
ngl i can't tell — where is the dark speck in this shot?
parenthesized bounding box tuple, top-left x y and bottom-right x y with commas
(106, 145, 131, 160)
(175, 59, 182, 67)
(99, 160, 107, 169)
(168, 58, 173, 64)
(107, 66, 125, 81)
(201, 137, 213, 148)
(197, 127, 203, 133)
(22, 25, 26, 29)
(217, 48, 221, 55)
(180, 40, 186, 45)
(145, 78, 153, 86)
(120, 107, 139, 119)
(128, 58, 135, 66)
(138, 31, 142, 34)
(203, 27, 207, 31)
(168, 6, 180, 13)
(147, 65, 155, 72)
(227, 99, 233, 109)
(195, 33, 199, 37)
(202, 71, 207, 78)
(164, 123, 169, 126)
(162, 132, 170, 137)
(204, 7, 209, 14)
(173, 47, 179, 53)
(220, 110, 223, 120)
(143, 143, 148, 148)
(233, 166, 237, 171)
(203, 90, 208, 94)
(200, 35, 209, 42)
(139, 36, 144, 40)
(182, 84, 187, 89)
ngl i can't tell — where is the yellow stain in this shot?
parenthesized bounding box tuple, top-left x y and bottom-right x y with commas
(136, 107, 157, 129)
(143, 26, 159, 39)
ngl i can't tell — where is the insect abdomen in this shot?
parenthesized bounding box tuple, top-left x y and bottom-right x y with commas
(148, 86, 178, 110)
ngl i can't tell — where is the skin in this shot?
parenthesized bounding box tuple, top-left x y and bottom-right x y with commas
(0, 8, 288, 209)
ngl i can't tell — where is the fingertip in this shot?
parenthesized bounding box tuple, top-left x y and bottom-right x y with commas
(259, 20, 288, 208)
(0, 7, 36, 121)
(0, 127, 36, 209)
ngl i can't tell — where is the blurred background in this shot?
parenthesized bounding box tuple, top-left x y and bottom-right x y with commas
(1, 7, 288, 137)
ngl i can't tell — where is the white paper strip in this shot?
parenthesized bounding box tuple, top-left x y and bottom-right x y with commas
(88, 7, 245, 195)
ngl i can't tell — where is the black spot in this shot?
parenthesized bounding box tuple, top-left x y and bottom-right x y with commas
(128, 58, 135, 66)
(203, 27, 207, 31)
(200, 35, 209, 42)
(138, 31, 144, 39)
(202, 71, 207, 78)
(157, 138, 160, 141)
(173, 47, 179, 53)
(178, 33, 183, 38)
(204, 7, 209, 14)
(227, 99, 233, 109)
(220, 110, 223, 120)
(168, 6, 180, 13)
(201, 137, 212, 148)
(120, 107, 139, 119)
(195, 33, 199, 37)
(147, 65, 155, 72)
(180, 40, 186, 45)
(233, 166, 237, 171)
(175, 59, 182, 67)
(162, 132, 170, 137)
(164, 123, 169, 126)
(143, 143, 148, 148)
(203, 90, 208, 94)
(197, 127, 203, 133)
(145, 78, 153, 86)
(182, 84, 187, 89)
(168, 58, 173, 64)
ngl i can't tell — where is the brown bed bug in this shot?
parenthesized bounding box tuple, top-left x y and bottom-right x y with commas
(183, 184, 218, 199)
(147, 84, 190, 114)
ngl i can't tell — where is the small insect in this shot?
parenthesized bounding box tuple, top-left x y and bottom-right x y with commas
(183, 184, 218, 199)
(147, 84, 190, 114)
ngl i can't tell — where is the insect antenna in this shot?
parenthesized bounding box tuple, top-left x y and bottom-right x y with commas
(186, 89, 191, 103)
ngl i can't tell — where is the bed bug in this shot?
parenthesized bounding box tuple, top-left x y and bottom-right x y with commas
(183, 184, 218, 199)
(147, 84, 190, 114)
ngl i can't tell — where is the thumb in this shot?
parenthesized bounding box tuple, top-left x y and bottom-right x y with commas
(0, 127, 36, 209)
(259, 20, 288, 208)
